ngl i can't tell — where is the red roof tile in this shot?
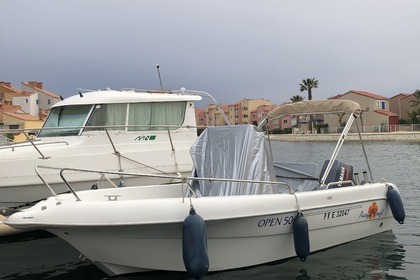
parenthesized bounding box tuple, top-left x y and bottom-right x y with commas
(390, 93, 410, 99)
(329, 94, 344, 99)
(21, 82, 60, 99)
(1, 105, 21, 112)
(2, 111, 41, 121)
(401, 93, 418, 100)
(346, 90, 389, 100)
(0, 82, 21, 93)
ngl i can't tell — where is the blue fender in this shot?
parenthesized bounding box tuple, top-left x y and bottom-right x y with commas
(386, 185, 405, 224)
(293, 212, 310, 261)
(182, 207, 209, 278)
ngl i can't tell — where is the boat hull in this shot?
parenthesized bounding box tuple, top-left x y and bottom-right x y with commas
(4, 182, 397, 276)
(49, 213, 393, 275)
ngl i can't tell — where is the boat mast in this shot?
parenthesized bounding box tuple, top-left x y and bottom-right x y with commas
(156, 63, 164, 90)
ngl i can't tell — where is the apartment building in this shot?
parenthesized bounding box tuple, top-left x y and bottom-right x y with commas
(21, 81, 61, 118)
(1, 81, 60, 141)
(239, 98, 272, 124)
(203, 104, 229, 126)
(197, 98, 272, 127)
(328, 90, 398, 131)
(0, 81, 20, 106)
(390, 92, 419, 121)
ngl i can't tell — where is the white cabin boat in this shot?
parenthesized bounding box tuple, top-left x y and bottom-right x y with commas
(0, 88, 201, 207)
(3, 99, 405, 278)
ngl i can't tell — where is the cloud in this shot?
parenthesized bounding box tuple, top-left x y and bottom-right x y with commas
(1, 0, 419, 104)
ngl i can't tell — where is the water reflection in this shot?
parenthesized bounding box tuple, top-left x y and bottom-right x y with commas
(0, 230, 406, 280)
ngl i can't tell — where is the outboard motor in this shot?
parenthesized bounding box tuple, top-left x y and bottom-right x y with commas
(320, 160, 353, 187)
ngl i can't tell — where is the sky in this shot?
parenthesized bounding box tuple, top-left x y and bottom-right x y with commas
(1, 0, 419, 106)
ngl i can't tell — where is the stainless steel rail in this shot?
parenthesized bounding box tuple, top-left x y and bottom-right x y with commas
(34, 165, 293, 202)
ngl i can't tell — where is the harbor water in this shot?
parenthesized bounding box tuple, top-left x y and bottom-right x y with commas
(0, 141, 419, 279)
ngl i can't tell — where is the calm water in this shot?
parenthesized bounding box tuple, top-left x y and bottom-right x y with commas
(1, 141, 419, 280)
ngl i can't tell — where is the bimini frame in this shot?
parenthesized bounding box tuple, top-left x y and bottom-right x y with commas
(257, 99, 373, 188)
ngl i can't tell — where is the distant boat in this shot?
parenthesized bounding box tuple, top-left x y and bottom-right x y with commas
(0, 88, 201, 208)
(3, 99, 405, 278)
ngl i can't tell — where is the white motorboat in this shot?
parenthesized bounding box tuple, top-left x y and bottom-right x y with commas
(3, 99, 405, 278)
(0, 88, 202, 208)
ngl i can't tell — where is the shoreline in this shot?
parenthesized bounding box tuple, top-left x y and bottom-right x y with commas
(268, 131, 420, 142)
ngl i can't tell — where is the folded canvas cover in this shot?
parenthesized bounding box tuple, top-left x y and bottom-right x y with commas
(190, 125, 276, 196)
(273, 162, 320, 192)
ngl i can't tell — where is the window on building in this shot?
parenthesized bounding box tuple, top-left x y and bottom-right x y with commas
(283, 119, 288, 124)
(381, 101, 386, 110)
(48, 99, 51, 105)
(25, 99, 28, 103)
(36, 99, 39, 105)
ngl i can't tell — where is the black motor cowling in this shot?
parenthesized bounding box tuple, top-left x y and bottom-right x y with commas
(320, 160, 354, 187)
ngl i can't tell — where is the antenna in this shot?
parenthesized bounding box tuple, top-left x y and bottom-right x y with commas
(156, 63, 164, 90)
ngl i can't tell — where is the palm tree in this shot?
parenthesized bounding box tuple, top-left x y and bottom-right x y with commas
(413, 89, 420, 103)
(299, 78, 318, 101)
(290, 95, 305, 103)
(299, 78, 319, 131)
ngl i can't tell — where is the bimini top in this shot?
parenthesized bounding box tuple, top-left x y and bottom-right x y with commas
(264, 99, 362, 123)
(52, 88, 202, 108)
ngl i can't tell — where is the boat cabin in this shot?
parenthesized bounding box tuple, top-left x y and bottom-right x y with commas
(38, 89, 201, 137)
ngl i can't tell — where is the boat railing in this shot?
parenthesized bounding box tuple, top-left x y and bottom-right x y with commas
(1, 123, 201, 166)
(0, 139, 70, 151)
(34, 165, 293, 202)
(0, 123, 200, 139)
(325, 180, 355, 190)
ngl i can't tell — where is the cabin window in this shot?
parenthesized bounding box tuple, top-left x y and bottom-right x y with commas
(128, 101, 186, 131)
(38, 105, 92, 137)
(86, 104, 127, 130)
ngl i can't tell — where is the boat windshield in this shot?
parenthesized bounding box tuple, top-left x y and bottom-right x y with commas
(38, 105, 92, 137)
